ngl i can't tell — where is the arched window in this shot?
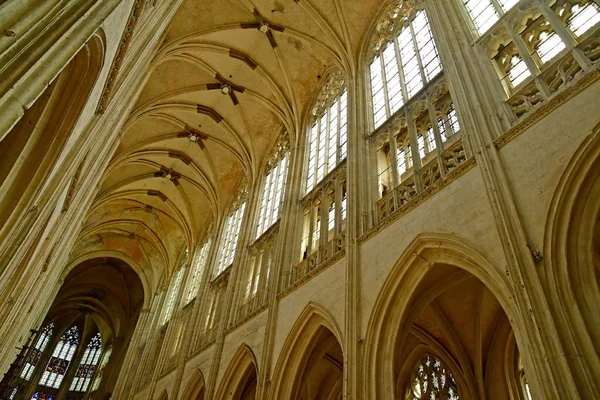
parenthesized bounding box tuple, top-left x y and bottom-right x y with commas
(69, 332, 102, 392)
(407, 355, 459, 400)
(257, 134, 290, 238)
(162, 262, 186, 325)
(185, 237, 212, 304)
(306, 73, 348, 193)
(21, 323, 54, 380)
(369, 5, 442, 129)
(216, 185, 247, 275)
(38, 325, 80, 389)
(90, 345, 112, 392)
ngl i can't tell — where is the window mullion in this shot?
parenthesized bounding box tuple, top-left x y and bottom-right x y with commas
(534, 0, 592, 70)
(490, 0, 506, 14)
(409, 20, 428, 86)
(393, 37, 410, 107)
(336, 99, 341, 166)
(379, 52, 392, 118)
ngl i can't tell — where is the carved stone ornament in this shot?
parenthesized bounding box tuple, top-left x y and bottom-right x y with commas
(311, 71, 347, 118)
(265, 132, 291, 171)
(369, 0, 424, 58)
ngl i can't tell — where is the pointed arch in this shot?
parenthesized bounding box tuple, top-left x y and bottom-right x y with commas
(270, 302, 344, 400)
(215, 344, 258, 400)
(543, 125, 600, 397)
(363, 233, 532, 400)
(181, 368, 206, 400)
(157, 389, 168, 400)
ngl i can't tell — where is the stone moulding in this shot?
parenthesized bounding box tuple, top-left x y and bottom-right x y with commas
(96, 0, 146, 114)
(225, 304, 269, 335)
(277, 249, 346, 300)
(358, 157, 477, 244)
(495, 68, 600, 149)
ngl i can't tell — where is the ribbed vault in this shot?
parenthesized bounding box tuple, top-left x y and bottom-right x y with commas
(77, 0, 385, 286)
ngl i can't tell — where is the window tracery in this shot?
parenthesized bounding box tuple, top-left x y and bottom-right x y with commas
(368, 2, 442, 129)
(216, 184, 248, 275)
(468, 0, 599, 115)
(257, 133, 290, 238)
(185, 237, 212, 304)
(306, 72, 348, 193)
(21, 323, 54, 380)
(70, 332, 102, 392)
(408, 355, 460, 400)
(39, 325, 80, 389)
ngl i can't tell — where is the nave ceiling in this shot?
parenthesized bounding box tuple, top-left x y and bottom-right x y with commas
(74, 0, 386, 288)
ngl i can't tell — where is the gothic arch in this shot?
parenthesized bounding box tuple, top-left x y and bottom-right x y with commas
(158, 389, 168, 400)
(0, 32, 105, 234)
(181, 369, 206, 400)
(269, 302, 344, 400)
(215, 344, 258, 400)
(543, 125, 600, 397)
(363, 233, 533, 400)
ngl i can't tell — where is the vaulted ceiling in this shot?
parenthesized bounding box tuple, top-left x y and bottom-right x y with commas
(72, 0, 385, 290)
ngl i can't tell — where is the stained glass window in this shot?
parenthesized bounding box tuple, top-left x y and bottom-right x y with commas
(69, 332, 102, 392)
(370, 9, 442, 129)
(408, 355, 459, 400)
(21, 323, 55, 380)
(31, 392, 54, 400)
(38, 325, 80, 389)
(90, 346, 112, 392)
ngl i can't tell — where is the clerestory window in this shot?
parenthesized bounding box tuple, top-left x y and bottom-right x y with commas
(216, 186, 247, 275)
(369, 8, 442, 129)
(306, 73, 348, 193)
(69, 332, 102, 392)
(185, 238, 212, 304)
(162, 262, 185, 325)
(257, 135, 290, 238)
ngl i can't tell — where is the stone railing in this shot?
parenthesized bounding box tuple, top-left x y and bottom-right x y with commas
(376, 139, 470, 224)
(280, 231, 346, 295)
(192, 324, 219, 354)
(506, 31, 600, 121)
(235, 289, 269, 325)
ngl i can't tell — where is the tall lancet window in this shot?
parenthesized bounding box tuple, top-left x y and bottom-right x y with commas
(369, 5, 442, 129)
(21, 323, 54, 380)
(185, 237, 212, 304)
(306, 73, 348, 193)
(257, 134, 290, 238)
(39, 325, 80, 388)
(162, 259, 186, 325)
(216, 184, 247, 275)
(69, 332, 102, 392)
